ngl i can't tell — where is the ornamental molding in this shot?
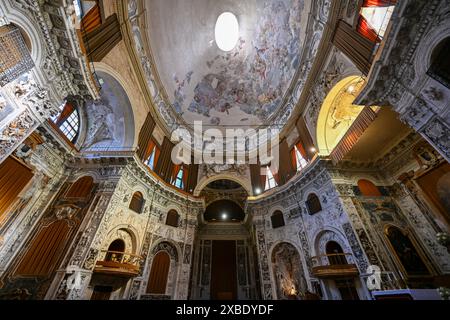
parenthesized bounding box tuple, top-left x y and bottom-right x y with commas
(5, 0, 98, 100)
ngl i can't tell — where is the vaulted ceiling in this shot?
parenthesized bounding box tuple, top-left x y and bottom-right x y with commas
(144, 0, 312, 130)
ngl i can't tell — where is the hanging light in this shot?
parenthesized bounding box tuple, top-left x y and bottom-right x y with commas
(0, 24, 34, 87)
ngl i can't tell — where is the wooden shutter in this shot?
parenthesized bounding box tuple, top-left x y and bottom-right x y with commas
(296, 116, 316, 161)
(332, 20, 375, 75)
(155, 137, 175, 182)
(137, 113, 156, 161)
(82, 13, 122, 62)
(278, 138, 295, 184)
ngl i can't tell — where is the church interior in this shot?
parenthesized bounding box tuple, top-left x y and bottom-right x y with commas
(0, 0, 449, 301)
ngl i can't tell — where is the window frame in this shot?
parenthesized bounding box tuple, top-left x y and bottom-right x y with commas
(306, 193, 322, 215)
(264, 166, 278, 191)
(51, 101, 80, 143)
(172, 166, 185, 190)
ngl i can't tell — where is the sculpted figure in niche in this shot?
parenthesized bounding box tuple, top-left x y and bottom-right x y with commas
(272, 243, 307, 299)
(84, 98, 115, 148)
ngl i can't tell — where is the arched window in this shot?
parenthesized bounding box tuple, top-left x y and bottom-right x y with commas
(271, 210, 285, 229)
(427, 37, 450, 88)
(264, 166, 278, 191)
(166, 209, 179, 227)
(291, 143, 308, 172)
(171, 165, 186, 190)
(306, 193, 322, 215)
(144, 140, 160, 171)
(385, 226, 430, 276)
(147, 251, 170, 294)
(326, 241, 347, 265)
(105, 239, 125, 262)
(129, 192, 144, 213)
(357, 0, 396, 42)
(66, 176, 94, 199)
(51, 101, 80, 143)
(357, 179, 382, 197)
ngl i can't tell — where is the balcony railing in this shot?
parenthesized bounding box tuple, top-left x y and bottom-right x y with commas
(311, 253, 359, 279)
(94, 250, 143, 278)
(360, 271, 407, 291)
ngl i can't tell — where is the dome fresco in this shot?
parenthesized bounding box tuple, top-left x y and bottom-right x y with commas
(144, 0, 309, 129)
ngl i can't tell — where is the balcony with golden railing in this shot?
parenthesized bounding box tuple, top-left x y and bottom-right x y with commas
(93, 250, 143, 278)
(311, 253, 359, 279)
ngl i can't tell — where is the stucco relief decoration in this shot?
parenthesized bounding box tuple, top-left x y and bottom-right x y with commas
(202, 163, 247, 177)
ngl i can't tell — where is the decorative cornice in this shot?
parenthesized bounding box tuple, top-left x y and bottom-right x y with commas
(355, 0, 442, 107)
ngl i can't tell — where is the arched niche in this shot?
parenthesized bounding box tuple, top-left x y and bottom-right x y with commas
(204, 199, 245, 223)
(271, 242, 307, 299)
(316, 76, 367, 156)
(102, 226, 139, 256)
(81, 71, 135, 151)
(384, 225, 431, 276)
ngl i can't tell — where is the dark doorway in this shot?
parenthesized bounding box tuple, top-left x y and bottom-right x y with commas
(326, 241, 347, 265)
(335, 279, 360, 300)
(211, 240, 237, 300)
(91, 285, 113, 300)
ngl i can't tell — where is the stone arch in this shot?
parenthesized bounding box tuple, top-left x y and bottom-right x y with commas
(103, 226, 140, 254)
(161, 203, 184, 226)
(313, 228, 353, 262)
(414, 16, 450, 82)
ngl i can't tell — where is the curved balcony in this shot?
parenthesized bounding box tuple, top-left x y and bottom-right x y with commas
(311, 253, 359, 279)
(93, 251, 142, 278)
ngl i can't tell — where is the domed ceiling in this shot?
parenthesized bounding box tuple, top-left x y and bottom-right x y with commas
(142, 0, 314, 130)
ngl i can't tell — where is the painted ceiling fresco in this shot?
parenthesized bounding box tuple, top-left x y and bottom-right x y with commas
(146, 0, 309, 128)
